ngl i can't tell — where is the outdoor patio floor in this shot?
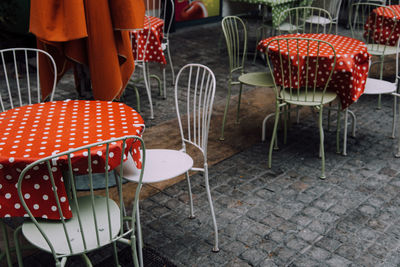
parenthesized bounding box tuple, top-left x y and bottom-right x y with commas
(11, 17, 400, 266)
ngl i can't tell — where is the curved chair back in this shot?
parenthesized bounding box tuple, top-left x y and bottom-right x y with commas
(174, 64, 216, 159)
(277, 6, 333, 34)
(221, 16, 247, 76)
(17, 136, 145, 265)
(265, 37, 337, 106)
(131, 15, 152, 64)
(350, 3, 397, 49)
(0, 48, 57, 112)
(145, 0, 174, 39)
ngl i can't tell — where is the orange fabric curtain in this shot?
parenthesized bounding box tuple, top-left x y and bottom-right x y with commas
(30, 0, 145, 100)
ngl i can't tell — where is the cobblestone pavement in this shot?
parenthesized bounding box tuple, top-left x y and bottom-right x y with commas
(18, 18, 400, 266)
(140, 92, 400, 267)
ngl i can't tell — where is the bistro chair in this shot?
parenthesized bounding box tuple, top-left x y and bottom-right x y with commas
(350, 3, 397, 108)
(130, 15, 162, 119)
(0, 47, 58, 267)
(0, 48, 57, 112)
(309, 0, 343, 34)
(145, 0, 175, 95)
(265, 37, 339, 179)
(220, 16, 274, 140)
(14, 136, 146, 267)
(276, 6, 333, 35)
(117, 64, 219, 266)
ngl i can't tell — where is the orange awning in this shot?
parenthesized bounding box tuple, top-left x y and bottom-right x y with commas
(30, 0, 145, 100)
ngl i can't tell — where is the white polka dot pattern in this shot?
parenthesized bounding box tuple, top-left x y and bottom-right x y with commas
(257, 34, 371, 109)
(0, 100, 145, 219)
(365, 5, 400, 46)
(131, 16, 167, 65)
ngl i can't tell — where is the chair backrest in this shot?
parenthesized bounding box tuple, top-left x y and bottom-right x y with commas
(145, 0, 174, 39)
(0, 48, 57, 112)
(131, 16, 152, 64)
(350, 3, 397, 49)
(174, 64, 216, 159)
(221, 16, 247, 75)
(313, 0, 343, 21)
(278, 6, 333, 35)
(17, 136, 145, 259)
(265, 37, 337, 105)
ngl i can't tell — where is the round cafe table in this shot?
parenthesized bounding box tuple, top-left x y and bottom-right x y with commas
(257, 33, 371, 109)
(131, 16, 167, 65)
(365, 5, 400, 46)
(0, 100, 144, 219)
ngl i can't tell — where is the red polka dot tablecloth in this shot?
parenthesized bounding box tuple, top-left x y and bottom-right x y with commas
(131, 16, 167, 65)
(0, 100, 144, 219)
(365, 5, 400, 46)
(257, 34, 371, 109)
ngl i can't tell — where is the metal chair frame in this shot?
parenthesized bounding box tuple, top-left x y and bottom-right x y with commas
(145, 0, 175, 99)
(13, 136, 145, 267)
(265, 37, 339, 179)
(311, 0, 343, 34)
(220, 16, 273, 140)
(0, 48, 57, 112)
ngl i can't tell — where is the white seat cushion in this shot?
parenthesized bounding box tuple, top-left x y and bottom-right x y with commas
(22, 195, 120, 255)
(120, 149, 194, 183)
(305, 15, 332, 26)
(363, 78, 396, 95)
(276, 23, 300, 33)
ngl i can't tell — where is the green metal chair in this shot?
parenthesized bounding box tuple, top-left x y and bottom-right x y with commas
(265, 37, 340, 179)
(220, 16, 274, 141)
(14, 136, 145, 267)
(276, 6, 333, 35)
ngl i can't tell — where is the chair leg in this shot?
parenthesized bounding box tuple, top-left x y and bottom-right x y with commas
(203, 164, 219, 252)
(283, 104, 288, 145)
(347, 109, 357, 137)
(236, 83, 244, 124)
(343, 108, 349, 156)
(166, 42, 175, 86)
(392, 94, 397, 139)
(149, 74, 163, 98)
(327, 102, 332, 131)
(131, 232, 140, 267)
(186, 172, 195, 219)
(319, 107, 326, 179)
(262, 113, 276, 142)
(336, 104, 341, 154)
(111, 242, 119, 267)
(396, 96, 400, 157)
(14, 226, 23, 267)
(220, 82, 233, 141)
(0, 220, 12, 267)
(143, 63, 154, 119)
(269, 104, 281, 168)
(136, 201, 144, 267)
(133, 86, 141, 112)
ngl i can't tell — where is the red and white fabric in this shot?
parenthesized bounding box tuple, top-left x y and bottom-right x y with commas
(257, 34, 371, 109)
(0, 100, 144, 219)
(131, 16, 167, 65)
(365, 5, 400, 46)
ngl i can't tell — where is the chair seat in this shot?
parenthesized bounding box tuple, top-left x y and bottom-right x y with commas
(367, 44, 398, 56)
(363, 78, 397, 95)
(304, 15, 332, 26)
(22, 195, 120, 255)
(276, 23, 301, 33)
(120, 149, 194, 183)
(238, 72, 274, 87)
(280, 90, 337, 106)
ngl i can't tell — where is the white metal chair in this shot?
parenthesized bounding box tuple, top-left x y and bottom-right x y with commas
(309, 0, 343, 34)
(0, 47, 58, 267)
(117, 64, 219, 266)
(220, 16, 274, 140)
(0, 48, 57, 112)
(145, 0, 175, 97)
(14, 136, 146, 267)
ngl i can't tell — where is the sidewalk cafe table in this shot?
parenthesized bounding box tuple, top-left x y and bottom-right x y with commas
(257, 33, 371, 109)
(0, 100, 144, 219)
(364, 5, 400, 46)
(228, 0, 313, 27)
(131, 16, 167, 65)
